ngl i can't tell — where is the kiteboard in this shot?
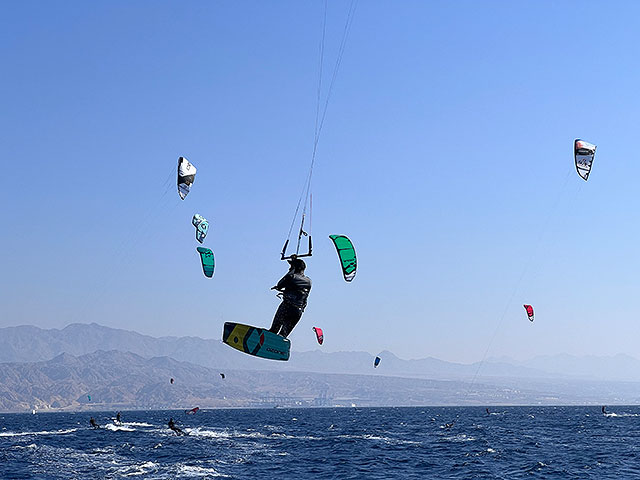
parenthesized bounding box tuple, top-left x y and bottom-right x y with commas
(222, 322, 290, 361)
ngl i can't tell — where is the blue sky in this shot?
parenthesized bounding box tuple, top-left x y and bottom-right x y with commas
(2, 1, 640, 362)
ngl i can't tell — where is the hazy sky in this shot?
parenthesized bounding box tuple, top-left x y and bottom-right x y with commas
(2, 1, 640, 363)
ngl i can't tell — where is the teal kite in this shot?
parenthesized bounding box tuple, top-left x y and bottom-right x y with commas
(197, 247, 215, 278)
(192, 214, 209, 244)
(329, 235, 357, 282)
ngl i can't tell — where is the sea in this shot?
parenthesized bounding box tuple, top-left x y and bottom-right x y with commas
(1, 406, 639, 479)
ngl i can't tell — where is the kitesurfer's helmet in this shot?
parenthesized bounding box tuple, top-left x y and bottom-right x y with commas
(290, 258, 306, 273)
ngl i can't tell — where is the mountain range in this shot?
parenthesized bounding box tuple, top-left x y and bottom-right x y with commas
(1, 323, 639, 412)
(1, 323, 639, 381)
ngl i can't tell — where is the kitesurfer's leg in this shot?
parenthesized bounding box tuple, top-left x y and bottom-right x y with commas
(279, 304, 303, 338)
(269, 302, 288, 335)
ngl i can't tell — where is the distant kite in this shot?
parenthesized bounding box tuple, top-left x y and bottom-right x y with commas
(219, 373, 225, 379)
(170, 378, 174, 384)
(197, 247, 215, 278)
(374, 356, 381, 368)
(523, 304, 534, 322)
(313, 327, 324, 345)
(574, 139, 596, 181)
(192, 214, 209, 244)
(177, 157, 197, 199)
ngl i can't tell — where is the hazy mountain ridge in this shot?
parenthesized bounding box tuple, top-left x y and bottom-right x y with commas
(1, 323, 639, 382)
(0, 350, 527, 412)
(3, 350, 639, 413)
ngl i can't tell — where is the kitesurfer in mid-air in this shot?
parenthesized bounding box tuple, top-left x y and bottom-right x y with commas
(168, 418, 185, 436)
(268, 257, 311, 338)
(90, 417, 100, 429)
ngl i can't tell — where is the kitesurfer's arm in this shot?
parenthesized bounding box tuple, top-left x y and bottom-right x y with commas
(272, 274, 292, 291)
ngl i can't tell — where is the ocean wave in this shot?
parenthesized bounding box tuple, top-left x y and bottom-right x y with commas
(117, 461, 158, 477)
(177, 465, 231, 477)
(335, 433, 420, 445)
(442, 433, 477, 442)
(11, 443, 37, 449)
(105, 423, 135, 432)
(0, 428, 77, 437)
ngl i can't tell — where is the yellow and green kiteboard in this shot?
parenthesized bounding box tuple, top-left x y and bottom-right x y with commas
(222, 322, 290, 361)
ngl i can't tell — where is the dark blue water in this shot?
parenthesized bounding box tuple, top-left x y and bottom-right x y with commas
(1, 406, 639, 479)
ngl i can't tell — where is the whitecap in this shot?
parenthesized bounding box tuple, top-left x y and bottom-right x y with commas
(269, 433, 321, 440)
(442, 434, 476, 442)
(117, 461, 158, 477)
(177, 465, 231, 477)
(185, 428, 229, 438)
(336, 433, 420, 445)
(11, 443, 38, 449)
(0, 428, 77, 437)
(105, 423, 135, 432)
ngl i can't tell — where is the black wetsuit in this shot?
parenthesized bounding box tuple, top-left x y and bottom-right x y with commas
(269, 271, 311, 338)
(90, 418, 99, 429)
(116, 412, 121, 423)
(168, 419, 185, 436)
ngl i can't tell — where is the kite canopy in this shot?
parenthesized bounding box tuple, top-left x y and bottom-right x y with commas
(185, 407, 200, 415)
(574, 139, 596, 181)
(177, 157, 197, 199)
(313, 326, 324, 345)
(170, 378, 174, 384)
(219, 373, 225, 379)
(192, 214, 209, 244)
(523, 304, 534, 322)
(196, 247, 215, 278)
(374, 356, 381, 368)
(329, 235, 357, 282)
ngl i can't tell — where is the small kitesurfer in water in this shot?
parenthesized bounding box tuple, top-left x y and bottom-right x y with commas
(486, 408, 490, 415)
(268, 257, 311, 338)
(90, 417, 100, 429)
(116, 412, 121, 424)
(168, 418, 185, 436)
(602, 406, 607, 415)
